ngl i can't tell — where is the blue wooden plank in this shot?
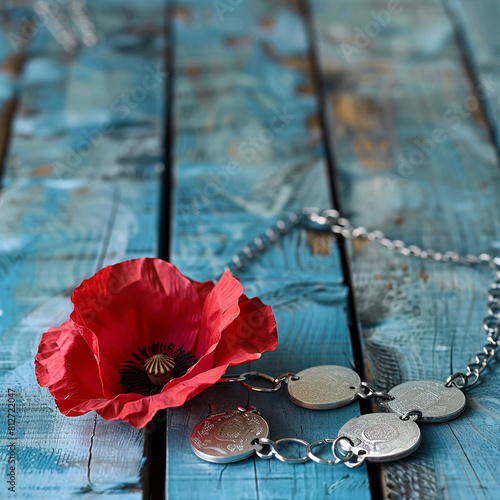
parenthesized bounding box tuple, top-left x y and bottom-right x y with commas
(0, 1, 166, 497)
(168, 1, 371, 499)
(311, 0, 500, 498)
(0, 9, 30, 165)
(446, 0, 500, 148)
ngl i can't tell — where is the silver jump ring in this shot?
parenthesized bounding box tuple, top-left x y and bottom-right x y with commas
(358, 381, 393, 401)
(445, 372, 468, 389)
(252, 438, 277, 460)
(273, 438, 310, 463)
(357, 381, 375, 399)
(400, 410, 423, 421)
(343, 453, 367, 469)
(331, 437, 366, 468)
(274, 372, 300, 386)
(307, 439, 337, 465)
(331, 436, 354, 462)
(239, 372, 281, 393)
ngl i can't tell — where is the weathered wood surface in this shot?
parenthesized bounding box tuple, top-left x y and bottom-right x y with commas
(449, 0, 500, 147)
(311, 0, 500, 498)
(0, 1, 165, 497)
(0, 8, 29, 170)
(1, 0, 499, 498)
(168, 0, 370, 499)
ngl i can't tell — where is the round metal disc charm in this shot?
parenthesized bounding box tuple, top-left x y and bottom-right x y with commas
(287, 365, 361, 410)
(337, 413, 421, 463)
(191, 409, 269, 463)
(387, 380, 466, 423)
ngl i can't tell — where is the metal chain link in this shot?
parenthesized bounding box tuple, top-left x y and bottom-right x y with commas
(220, 370, 394, 401)
(220, 207, 500, 390)
(251, 434, 375, 468)
(220, 372, 299, 392)
(446, 278, 500, 389)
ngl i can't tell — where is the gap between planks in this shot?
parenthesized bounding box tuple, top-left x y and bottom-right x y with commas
(300, 0, 385, 497)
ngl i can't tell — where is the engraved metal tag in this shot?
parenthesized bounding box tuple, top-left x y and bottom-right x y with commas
(337, 413, 421, 463)
(387, 380, 466, 422)
(287, 365, 361, 410)
(191, 408, 269, 463)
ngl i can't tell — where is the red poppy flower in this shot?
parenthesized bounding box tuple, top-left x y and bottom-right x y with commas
(35, 258, 278, 428)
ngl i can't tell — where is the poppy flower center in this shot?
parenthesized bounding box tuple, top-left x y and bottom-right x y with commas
(144, 354, 175, 387)
(120, 342, 197, 396)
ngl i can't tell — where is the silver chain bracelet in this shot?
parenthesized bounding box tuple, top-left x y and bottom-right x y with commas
(191, 208, 500, 467)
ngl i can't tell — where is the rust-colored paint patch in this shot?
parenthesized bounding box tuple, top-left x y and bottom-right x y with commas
(0, 53, 24, 76)
(262, 43, 315, 95)
(32, 165, 54, 177)
(332, 94, 391, 170)
(419, 271, 429, 283)
(352, 237, 370, 255)
(307, 113, 321, 134)
(352, 135, 389, 170)
(185, 65, 201, 79)
(307, 230, 333, 255)
(470, 103, 487, 126)
(174, 5, 191, 20)
(333, 95, 383, 129)
(228, 142, 238, 159)
(260, 16, 274, 29)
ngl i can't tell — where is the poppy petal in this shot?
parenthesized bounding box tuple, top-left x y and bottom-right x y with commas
(70, 258, 203, 398)
(56, 365, 229, 428)
(215, 296, 278, 366)
(182, 272, 244, 378)
(35, 321, 104, 401)
(192, 271, 243, 357)
(189, 278, 216, 309)
(156, 297, 277, 399)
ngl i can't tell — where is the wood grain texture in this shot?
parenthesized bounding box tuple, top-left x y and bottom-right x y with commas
(0, 10, 30, 175)
(449, 0, 500, 147)
(168, 1, 370, 499)
(311, 0, 500, 498)
(0, 1, 165, 497)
